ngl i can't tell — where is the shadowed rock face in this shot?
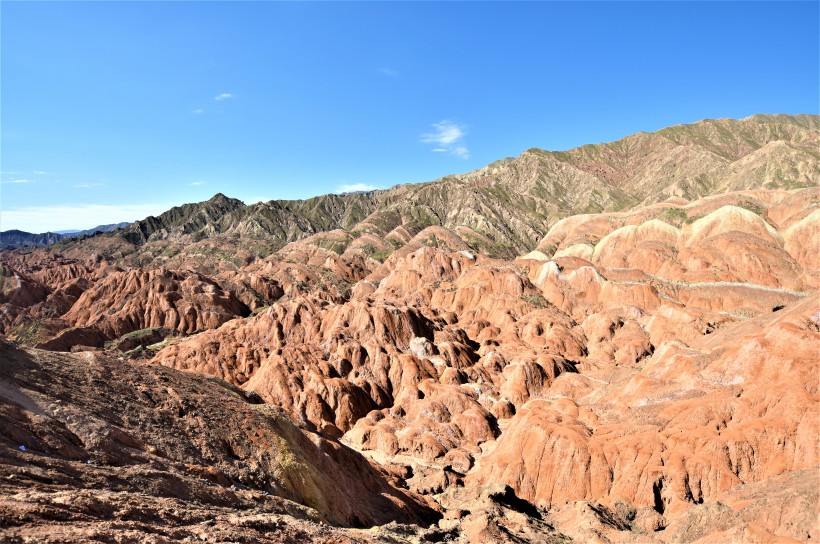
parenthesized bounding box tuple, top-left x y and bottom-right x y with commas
(0, 120, 818, 543)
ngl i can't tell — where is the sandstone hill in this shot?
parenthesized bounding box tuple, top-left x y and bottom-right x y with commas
(0, 116, 818, 543)
(1, 187, 816, 543)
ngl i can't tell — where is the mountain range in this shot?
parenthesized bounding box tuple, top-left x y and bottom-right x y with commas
(6, 114, 817, 260)
(0, 222, 131, 249)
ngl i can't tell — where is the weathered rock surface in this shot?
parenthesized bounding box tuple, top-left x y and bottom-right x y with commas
(62, 268, 250, 339)
(0, 338, 439, 542)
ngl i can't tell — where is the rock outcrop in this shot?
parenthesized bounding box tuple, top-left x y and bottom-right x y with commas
(0, 338, 438, 542)
(63, 268, 250, 338)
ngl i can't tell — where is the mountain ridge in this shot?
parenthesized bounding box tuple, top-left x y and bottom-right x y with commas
(40, 114, 813, 265)
(0, 222, 132, 249)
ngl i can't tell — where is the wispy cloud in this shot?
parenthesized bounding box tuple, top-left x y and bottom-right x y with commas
(189, 180, 206, 186)
(379, 67, 398, 77)
(1, 179, 34, 185)
(73, 182, 105, 189)
(336, 183, 382, 194)
(214, 93, 234, 101)
(421, 120, 470, 159)
(192, 108, 204, 114)
(0, 203, 173, 233)
(3, 171, 48, 178)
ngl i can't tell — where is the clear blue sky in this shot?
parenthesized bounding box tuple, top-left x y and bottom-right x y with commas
(2, 1, 818, 232)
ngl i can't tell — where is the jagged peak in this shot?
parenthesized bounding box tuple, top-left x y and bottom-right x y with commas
(206, 193, 244, 207)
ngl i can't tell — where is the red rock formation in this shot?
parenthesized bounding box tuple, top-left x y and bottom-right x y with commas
(469, 296, 818, 519)
(0, 187, 817, 543)
(0, 264, 49, 309)
(63, 268, 249, 338)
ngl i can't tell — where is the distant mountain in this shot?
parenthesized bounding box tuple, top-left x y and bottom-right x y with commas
(67, 222, 132, 238)
(0, 222, 132, 249)
(118, 192, 379, 246)
(0, 230, 65, 249)
(33, 114, 820, 262)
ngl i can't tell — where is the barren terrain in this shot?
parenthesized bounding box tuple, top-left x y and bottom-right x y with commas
(1, 115, 818, 543)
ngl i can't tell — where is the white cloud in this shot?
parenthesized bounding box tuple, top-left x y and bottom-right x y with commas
(73, 183, 105, 189)
(214, 93, 234, 101)
(33, 171, 48, 175)
(336, 183, 382, 194)
(1, 179, 34, 184)
(192, 108, 204, 114)
(452, 145, 470, 159)
(379, 67, 398, 77)
(421, 120, 470, 159)
(0, 203, 173, 233)
(189, 180, 206, 186)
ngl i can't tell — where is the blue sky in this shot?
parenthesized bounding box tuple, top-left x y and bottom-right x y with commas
(2, 1, 818, 232)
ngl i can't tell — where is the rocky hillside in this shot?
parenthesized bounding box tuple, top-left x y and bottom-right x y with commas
(46, 114, 819, 265)
(0, 187, 817, 543)
(0, 338, 442, 542)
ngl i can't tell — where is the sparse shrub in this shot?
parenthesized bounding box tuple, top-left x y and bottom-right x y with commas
(521, 293, 547, 309)
(370, 248, 393, 262)
(661, 208, 689, 223)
